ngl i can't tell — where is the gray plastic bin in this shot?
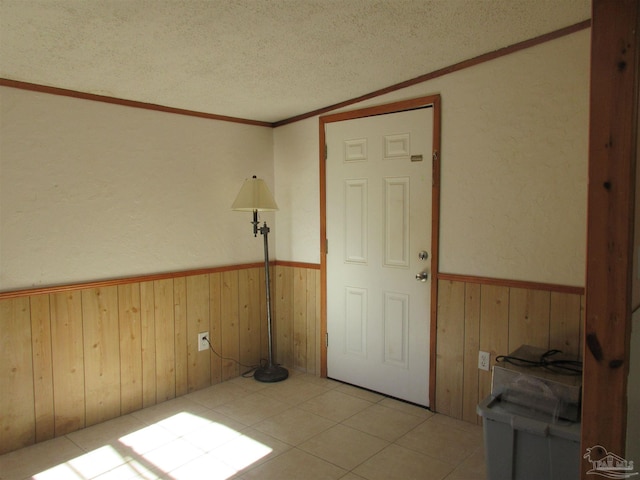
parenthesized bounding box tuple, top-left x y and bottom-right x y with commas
(477, 395, 581, 480)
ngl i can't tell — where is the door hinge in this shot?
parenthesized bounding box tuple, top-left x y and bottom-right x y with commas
(325, 238, 329, 254)
(325, 144, 328, 160)
(326, 332, 329, 348)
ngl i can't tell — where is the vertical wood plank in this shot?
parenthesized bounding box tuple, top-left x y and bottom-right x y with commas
(238, 268, 262, 370)
(30, 294, 55, 442)
(82, 287, 121, 426)
(209, 273, 223, 384)
(306, 269, 318, 375)
(478, 285, 509, 403)
(274, 266, 293, 367)
(50, 292, 85, 435)
(154, 279, 176, 402)
(238, 268, 251, 370)
(583, 0, 638, 459)
(118, 283, 143, 414)
(549, 292, 582, 359)
(250, 267, 264, 368)
(435, 280, 465, 418)
(272, 265, 281, 364)
(0, 298, 35, 454)
(508, 288, 550, 352)
(462, 283, 481, 424)
(315, 269, 322, 374)
(580, 294, 586, 361)
(293, 267, 308, 371)
(221, 271, 240, 380)
(174, 277, 188, 397)
(140, 281, 157, 408)
(186, 274, 211, 392)
(259, 266, 271, 362)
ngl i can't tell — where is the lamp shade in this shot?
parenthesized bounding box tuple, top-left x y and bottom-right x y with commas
(231, 176, 279, 212)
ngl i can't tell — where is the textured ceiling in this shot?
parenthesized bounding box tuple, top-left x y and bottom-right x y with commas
(0, 0, 591, 123)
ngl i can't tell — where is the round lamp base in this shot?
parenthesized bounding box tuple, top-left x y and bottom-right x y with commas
(254, 364, 289, 383)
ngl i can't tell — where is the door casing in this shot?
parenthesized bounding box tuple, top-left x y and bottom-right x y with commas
(319, 95, 441, 407)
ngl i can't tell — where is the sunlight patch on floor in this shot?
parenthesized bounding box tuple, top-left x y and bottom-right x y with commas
(32, 412, 273, 479)
(32, 445, 130, 479)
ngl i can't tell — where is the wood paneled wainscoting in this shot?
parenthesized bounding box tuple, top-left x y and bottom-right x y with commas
(0, 262, 321, 455)
(434, 274, 584, 424)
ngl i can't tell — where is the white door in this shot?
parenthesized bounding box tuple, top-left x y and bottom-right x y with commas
(326, 107, 433, 406)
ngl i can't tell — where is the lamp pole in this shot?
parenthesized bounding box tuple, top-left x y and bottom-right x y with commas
(254, 218, 288, 382)
(232, 176, 287, 382)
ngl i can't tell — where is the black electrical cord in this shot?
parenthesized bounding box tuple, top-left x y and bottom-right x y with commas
(204, 336, 265, 378)
(495, 349, 582, 375)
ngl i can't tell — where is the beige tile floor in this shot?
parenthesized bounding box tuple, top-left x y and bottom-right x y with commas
(0, 371, 486, 480)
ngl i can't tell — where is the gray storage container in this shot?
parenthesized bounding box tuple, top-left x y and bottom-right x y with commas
(477, 394, 581, 480)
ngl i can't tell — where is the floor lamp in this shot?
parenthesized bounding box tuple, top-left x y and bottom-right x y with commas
(232, 176, 288, 382)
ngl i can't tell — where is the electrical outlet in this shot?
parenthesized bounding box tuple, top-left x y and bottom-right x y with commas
(478, 351, 490, 371)
(198, 332, 209, 352)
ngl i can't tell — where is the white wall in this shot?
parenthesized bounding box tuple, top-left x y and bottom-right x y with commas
(273, 118, 320, 262)
(0, 87, 274, 291)
(1, 29, 589, 291)
(275, 29, 589, 287)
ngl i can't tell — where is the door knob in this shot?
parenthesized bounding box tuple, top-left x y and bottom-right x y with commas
(415, 272, 428, 282)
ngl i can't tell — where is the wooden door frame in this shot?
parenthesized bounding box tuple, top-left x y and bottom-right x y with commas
(319, 95, 442, 408)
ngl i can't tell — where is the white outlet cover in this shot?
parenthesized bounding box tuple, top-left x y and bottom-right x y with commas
(478, 351, 490, 371)
(198, 332, 209, 352)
